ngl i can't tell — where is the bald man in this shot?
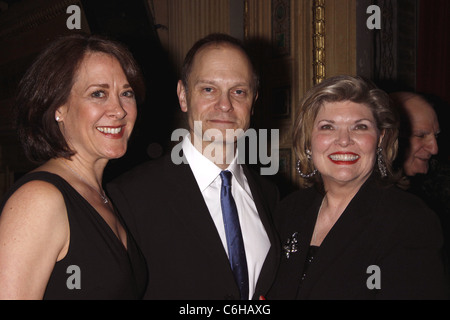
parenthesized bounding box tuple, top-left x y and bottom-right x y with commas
(391, 92, 440, 177)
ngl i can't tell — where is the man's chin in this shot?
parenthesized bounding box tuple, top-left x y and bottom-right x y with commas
(203, 130, 245, 143)
(405, 164, 429, 176)
(204, 136, 237, 145)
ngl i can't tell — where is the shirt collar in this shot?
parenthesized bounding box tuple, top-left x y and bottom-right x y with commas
(182, 135, 247, 192)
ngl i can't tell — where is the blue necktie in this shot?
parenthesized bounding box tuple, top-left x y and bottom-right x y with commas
(220, 170, 249, 300)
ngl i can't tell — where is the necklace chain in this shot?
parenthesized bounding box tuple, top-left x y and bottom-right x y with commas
(61, 160, 109, 204)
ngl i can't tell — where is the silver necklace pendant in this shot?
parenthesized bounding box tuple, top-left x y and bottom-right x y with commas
(61, 160, 108, 205)
(100, 194, 109, 204)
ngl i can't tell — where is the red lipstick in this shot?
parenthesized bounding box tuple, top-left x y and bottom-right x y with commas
(328, 152, 360, 165)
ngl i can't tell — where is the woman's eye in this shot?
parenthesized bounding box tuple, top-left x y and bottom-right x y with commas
(354, 124, 368, 130)
(91, 90, 106, 98)
(122, 90, 135, 98)
(320, 124, 333, 130)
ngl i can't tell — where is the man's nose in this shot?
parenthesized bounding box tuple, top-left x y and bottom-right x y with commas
(425, 135, 439, 155)
(216, 93, 233, 112)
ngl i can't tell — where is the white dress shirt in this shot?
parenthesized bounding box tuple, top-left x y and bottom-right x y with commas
(182, 135, 271, 299)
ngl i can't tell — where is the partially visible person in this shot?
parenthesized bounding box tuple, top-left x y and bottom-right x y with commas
(0, 34, 147, 299)
(391, 91, 450, 283)
(390, 92, 440, 177)
(268, 75, 449, 299)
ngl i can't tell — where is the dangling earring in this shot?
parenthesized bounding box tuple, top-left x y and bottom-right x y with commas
(377, 147, 387, 178)
(296, 149, 318, 178)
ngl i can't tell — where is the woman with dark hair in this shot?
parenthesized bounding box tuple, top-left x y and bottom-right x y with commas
(268, 75, 449, 299)
(0, 34, 147, 299)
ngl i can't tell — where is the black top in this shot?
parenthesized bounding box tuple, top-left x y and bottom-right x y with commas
(0, 172, 147, 299)
(301, 246, 319, 284)
(268, 176, 450, 300)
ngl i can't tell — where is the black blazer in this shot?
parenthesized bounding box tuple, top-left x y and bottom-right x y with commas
(107, 154, 280, 300)
(268, 176, 450, 299)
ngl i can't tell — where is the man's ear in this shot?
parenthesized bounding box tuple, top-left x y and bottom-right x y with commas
(177, 80, 188, 113)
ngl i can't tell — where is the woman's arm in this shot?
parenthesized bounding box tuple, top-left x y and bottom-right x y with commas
(0, 180, 70, 299)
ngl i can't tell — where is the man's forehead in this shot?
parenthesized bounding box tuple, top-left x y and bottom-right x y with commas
(189, 46, 252, 81)
(404, 97, 435, 117)
(405, 98, 439, 130)
(192, 44, 249, 65)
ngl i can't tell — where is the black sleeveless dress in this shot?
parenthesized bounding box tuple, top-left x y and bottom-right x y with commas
(0, 172, 148, 299)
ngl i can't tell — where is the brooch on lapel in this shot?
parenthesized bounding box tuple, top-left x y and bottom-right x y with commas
(283, 232, 299, 259)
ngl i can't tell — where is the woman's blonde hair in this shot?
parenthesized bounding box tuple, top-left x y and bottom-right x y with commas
(293, 75, 399, 188)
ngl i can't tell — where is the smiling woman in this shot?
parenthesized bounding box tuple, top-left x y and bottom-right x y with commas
(268, 75, 449, 300)
(55, 52, 137, 161)
(293, 75, 398, 190)
(0, 34, 147, 300)
(310, 100, 382, 190)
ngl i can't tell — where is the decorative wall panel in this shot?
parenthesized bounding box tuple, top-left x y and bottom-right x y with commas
(153, 0, 230, 73)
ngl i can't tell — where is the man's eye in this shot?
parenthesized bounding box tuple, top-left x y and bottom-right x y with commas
(203, 87, 213, 93)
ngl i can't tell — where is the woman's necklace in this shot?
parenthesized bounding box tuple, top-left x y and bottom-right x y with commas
(61, 160, 109, 204)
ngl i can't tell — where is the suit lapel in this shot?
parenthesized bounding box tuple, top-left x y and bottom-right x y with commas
(163, 156, 232, 269)
(277, 190, 323, 298)
(297, 179, 378, 298)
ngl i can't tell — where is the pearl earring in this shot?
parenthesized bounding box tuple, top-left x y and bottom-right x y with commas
(56, 116, 60, 122)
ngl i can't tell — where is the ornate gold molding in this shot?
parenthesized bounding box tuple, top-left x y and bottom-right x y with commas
(244, 0, 249, 40)
(312, 0, 325, 84)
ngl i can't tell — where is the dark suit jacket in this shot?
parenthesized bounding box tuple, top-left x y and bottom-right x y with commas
(268, 176, 450, 299)
(107, 154, 280, 300)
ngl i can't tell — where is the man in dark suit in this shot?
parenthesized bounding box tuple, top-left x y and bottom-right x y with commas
(107, 33, 280, 300)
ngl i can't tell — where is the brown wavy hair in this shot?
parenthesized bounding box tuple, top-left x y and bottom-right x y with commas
(14, 33, 145, 164)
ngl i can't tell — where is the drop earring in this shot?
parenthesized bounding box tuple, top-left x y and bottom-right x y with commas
(377, 147, 387, 178)
(296, 149, 318, 178)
